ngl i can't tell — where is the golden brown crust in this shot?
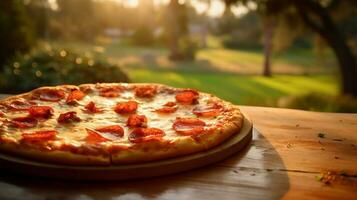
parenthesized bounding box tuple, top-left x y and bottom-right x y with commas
(0, 83, 243, 165)
(0, 142, 110, 165)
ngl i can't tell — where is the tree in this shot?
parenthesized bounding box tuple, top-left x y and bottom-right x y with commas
(24, 0, 50, 39)
(56, 0, 97, 41)
(262, 18, 275, 77)
(222, 0, 357, 96)
(0, 0, 34, 70)
(163, 0, 189, 60)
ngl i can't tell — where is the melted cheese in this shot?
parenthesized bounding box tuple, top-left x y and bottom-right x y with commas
(0, 88, 221, 147)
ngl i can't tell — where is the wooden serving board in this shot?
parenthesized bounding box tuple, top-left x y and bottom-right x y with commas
(0, 114, 252, 181)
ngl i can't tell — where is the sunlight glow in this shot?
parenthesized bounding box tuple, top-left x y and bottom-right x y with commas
(49, 0, 250, 17)
(48, 0, 58, 10)
(112, 0, 139, 7)
(190, 0, 225, 17)
(182, 0, 250, 17)
(125, 0, 139, 7)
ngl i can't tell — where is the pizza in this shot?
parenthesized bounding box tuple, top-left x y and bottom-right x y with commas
(0, 83, 243, 165)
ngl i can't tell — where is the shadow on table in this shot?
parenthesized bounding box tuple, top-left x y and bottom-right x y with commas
(0, 128, 289, 200)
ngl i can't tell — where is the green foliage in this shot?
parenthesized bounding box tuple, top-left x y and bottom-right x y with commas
(131, 26, 155, 46)
(217, 12, 262, 50)
(25, 0, 49, 38)
(167, 37, 198, 61)
(0, 0, 35, 69)
(54, 0, 98, 41)
(284, 93, 357, 113)
(163, 0, 191, 61)
(0, 46, 130, 93)
(178, 37, 199, 60)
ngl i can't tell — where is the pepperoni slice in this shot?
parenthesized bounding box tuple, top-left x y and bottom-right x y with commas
(79, 85, 93, 93)
(95, 125, 124, 138)
(128, 128, 165, 143)
(85, 128, 110, 144)
(39, 89, 65, 102)
(28, 106, 54, 119)
(114, 101, 138, 114)
(0, 111, 4, 117)
(8, 100, 36, 111)
(21, 130, 57, 142)
(66, 89, 85, 104)
(155, 102, 178, 114)
(175, 89, 199, 104)
(126, 114, 147, 128)
(10, 116, 38, 128)
(193, 104, 221, 117)
(100, 91, 120, 98)
(172, 118, 206, 135)
(134, 86, 157, 98)
(57, 111, 81, 123)
(98, 86, 124, 98)
(84, 101, 102, 113)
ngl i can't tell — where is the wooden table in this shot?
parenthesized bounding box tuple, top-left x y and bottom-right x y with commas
(0, 93, 356, 200)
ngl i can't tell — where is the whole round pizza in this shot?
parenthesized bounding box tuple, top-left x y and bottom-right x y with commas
(0, 83, 243, 165)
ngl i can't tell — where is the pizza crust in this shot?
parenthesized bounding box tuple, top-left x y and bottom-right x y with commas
(0, 83, 244, 165)
(0, 142, 110, 165)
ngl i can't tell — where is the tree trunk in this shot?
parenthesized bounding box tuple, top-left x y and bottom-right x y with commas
(263, 20, 275, 77)
(169, 36, 180, 60)
(167, 0, 180, 60)
(324, 28, 357, 96)
(295, 0, 357, 96)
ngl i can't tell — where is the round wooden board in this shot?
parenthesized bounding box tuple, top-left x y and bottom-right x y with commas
(0, 113, 252, 181)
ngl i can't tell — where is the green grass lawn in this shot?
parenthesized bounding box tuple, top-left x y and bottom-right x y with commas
(48, 38, 339, 107)
(128, 69, 338, 106)
(51, 38, 337, 75)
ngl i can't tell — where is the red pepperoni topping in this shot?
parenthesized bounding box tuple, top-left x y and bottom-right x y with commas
(98, 86, 124, 98)
(175, 89, 199, 104)
(95, 125, 124, 138)
(126, 114, 147, 128)
(57, 111, 81, 123)
(8, 100, 36, 111)
(155, 102, 178, 114)
(66, 89, 85, 104)
(100, 91, 119, 98)
(10, 116, 38, 128)
(172, 118, 206, 136)
(114, 101, 138, 114)
(128, 128, 165, 143)
(0, 111, 4, 117)
(21, 130, 57, 142)
(85, 129, 110, 144)
(79, 85, 93, 93)
(164, 102, 176, 107)
(84, 101, 102, 113)
(134, 86, 157, 98)
(39, 89, 65, 102)
(28, 106, 54, 119)
(193, 104, 221, 117)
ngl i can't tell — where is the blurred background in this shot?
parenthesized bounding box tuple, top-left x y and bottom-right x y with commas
(0, 0, 356, 112)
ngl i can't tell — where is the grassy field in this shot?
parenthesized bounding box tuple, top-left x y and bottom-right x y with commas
(53, 38, 337, 75)
(128, 69, 338, 106)
(49, 38, 339, 106)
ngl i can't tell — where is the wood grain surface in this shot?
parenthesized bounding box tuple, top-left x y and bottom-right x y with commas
(0, 93, 356, 200)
